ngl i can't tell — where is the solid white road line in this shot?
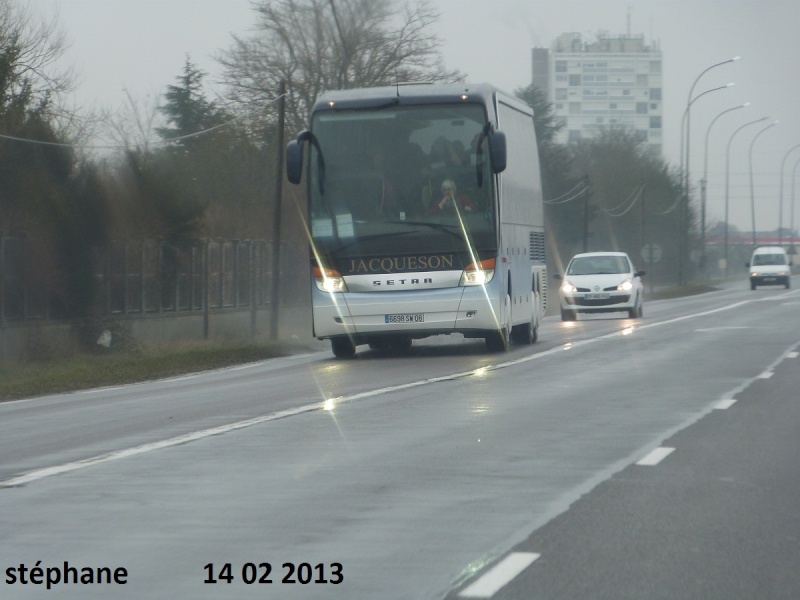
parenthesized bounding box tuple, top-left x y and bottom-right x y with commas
(636, 447, 675, 466)
(714, 399, 738, 410)
(757, 371, 774, 379)
(458, 552, 540, 598)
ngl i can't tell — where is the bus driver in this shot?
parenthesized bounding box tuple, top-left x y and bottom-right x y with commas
(427, 179, 475, 215)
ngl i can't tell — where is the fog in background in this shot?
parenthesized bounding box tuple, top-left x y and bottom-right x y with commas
(38, 0, 800, 233)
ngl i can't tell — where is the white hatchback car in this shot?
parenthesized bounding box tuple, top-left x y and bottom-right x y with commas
(555, 251, 645, 321)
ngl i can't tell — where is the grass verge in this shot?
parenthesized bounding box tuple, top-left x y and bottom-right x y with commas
(647, 283, 720, 300)
(0, 343, 298, 402)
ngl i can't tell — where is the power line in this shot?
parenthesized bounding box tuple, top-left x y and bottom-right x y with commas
(0, 94, 286, 151)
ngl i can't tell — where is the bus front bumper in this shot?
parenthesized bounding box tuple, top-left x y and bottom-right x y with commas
(312, 286, 503, 341)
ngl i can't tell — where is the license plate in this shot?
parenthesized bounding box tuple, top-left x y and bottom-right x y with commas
(385, 313, 424, 323)
(585, 292, 610, 300)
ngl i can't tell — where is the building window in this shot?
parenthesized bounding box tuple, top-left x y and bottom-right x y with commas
(610, 103, 618, 110)
(650, 116, 662, 129)
(636, 74, 648, 87)
(568, 130, 582, 142)
(569, 74, 581, 86)
(636, 130, 648, 142)
(650, 103, 658, 110)
(649, 60, 661, 74)
(636, 102, 648, 114)
(556, 88, 568, 100)
(556, 60, 567, 73)
(650, 88, 662, 101)
(569, 102, 582, 114)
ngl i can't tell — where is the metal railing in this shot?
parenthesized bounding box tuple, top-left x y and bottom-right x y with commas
(0, 237, 274, 326)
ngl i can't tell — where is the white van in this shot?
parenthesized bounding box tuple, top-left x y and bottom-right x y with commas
(747, 246, 791, 290)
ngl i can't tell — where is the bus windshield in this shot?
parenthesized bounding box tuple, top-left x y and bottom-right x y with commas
(308, 104, 495, 262)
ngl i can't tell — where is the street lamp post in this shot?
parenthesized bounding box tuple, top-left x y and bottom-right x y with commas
(678, 82, 734, 284)
(724, 117, 769, 277)
(748, 121, 778, 247)
(792, 155, 800, 256)
(701, 103, 749, 277)
(778, 144, 800, 247)
(680, 56, 739, 285)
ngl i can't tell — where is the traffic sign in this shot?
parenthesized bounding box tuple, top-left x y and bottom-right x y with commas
(641, 243, 662, 263)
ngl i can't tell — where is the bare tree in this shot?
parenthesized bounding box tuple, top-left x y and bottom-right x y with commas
(216, 0, 463, 135)
(103, 90, 164, 154)
(0, 0, 74, 119)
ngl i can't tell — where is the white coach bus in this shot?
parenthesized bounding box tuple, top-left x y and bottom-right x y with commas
(286, 83, 546, 358)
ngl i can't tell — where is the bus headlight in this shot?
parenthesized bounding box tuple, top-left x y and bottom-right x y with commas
(460, 258, 496, 286)
(313, 265, 347, 293)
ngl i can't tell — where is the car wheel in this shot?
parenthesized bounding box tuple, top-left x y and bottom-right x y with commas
(628, 297, 642, 319)
(751, 282, 756, 290)
(331, 337, 356, 358)
(560, 308, 576, 321)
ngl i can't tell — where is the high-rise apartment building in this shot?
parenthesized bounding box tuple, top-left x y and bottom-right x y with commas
(532, 32, 663, 155)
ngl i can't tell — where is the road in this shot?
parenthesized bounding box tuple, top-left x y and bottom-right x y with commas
(1, 279, 799, 599)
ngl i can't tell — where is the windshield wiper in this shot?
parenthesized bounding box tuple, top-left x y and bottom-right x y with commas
(398, 221, 466, 241)
(327, 230, 415, 254)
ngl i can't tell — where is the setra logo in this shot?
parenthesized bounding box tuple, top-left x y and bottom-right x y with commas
(372, 278, 434, 286)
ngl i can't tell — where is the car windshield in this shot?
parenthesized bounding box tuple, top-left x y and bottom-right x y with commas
(567, 255, 630, 275)
(752, 253, 787, 266)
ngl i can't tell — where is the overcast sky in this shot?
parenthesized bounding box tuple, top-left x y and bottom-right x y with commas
(36, 0, 800, 233)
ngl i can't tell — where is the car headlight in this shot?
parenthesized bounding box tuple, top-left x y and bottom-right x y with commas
(560, 280, 577, 294)
(313, 265, 347, 292)
(617, 279, 633, 291)
(460, 258, 495, 286)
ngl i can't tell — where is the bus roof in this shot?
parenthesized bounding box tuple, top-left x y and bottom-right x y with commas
(311, 83, 531, 115)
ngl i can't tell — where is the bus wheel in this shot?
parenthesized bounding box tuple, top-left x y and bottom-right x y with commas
(331, 337, 356, 358)
(485, 327, 508, 352)
(511, 320, 537, 344)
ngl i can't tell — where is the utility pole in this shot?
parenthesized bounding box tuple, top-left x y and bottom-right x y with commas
(582, 176, 591, 253)
(269, 80, 286, 340)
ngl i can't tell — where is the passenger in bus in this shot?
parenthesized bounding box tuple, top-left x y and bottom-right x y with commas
(429, 136, 465, 169)
(427, 179, 475, 215)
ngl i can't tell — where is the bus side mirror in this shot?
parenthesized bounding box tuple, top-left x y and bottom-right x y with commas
(489, 130, 507, 174)
(286, 138, 305, 184)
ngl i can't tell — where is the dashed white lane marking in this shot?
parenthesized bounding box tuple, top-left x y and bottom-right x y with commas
(714, 399, 738, 410)
(458, 552, 540, 598)
(757, 371, 774, 379)
(636, 447, 675, 466)
(788, 351, 799, 359)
